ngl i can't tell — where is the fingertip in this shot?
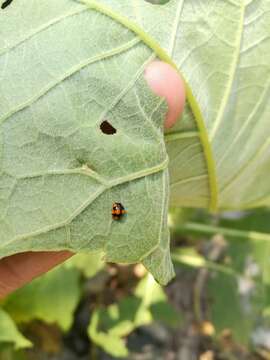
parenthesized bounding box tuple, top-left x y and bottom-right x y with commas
(144, 60, 186, 128)
(0, 251, 73, 298)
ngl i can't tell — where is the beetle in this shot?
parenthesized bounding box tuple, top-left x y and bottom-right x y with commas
(112, 202, 127, 220)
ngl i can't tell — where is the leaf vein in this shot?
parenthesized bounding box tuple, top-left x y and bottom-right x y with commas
(0, 37, 141, 126)
(0, 7, 87, 57)
(209, 2, 245, 139)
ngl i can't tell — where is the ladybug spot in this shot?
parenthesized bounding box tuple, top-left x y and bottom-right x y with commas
(1, 0, 13, 9)
(100, 120, 117, 135)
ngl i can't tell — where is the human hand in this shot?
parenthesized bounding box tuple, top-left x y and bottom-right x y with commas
(0, 61, 186, 298)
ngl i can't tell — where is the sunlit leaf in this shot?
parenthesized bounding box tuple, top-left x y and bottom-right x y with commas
(65, 252, 105, 278)
(88, 311, 129, 358)
(3, 267, 81, 331)
(0, 309, 31, 350)
(88, 275, 182, 356)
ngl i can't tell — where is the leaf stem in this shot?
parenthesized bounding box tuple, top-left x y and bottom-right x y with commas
(173, 222, 270, 242)
(172, 251, 239, 278)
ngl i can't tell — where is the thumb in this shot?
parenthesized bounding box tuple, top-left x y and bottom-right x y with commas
(144, 61, 186, 129)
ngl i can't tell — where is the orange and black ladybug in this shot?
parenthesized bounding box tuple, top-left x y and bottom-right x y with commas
(112, 202, 127, 220)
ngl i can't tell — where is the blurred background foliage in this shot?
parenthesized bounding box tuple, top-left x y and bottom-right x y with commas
(0, 207, 270, 360)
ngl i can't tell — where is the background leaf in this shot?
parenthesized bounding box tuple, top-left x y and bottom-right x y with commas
(3, 267, 81, 331)
(208, 274, 255, 345)
(173, 209, 270, 345)
(0, 309, 32, 350)
(88, 274, 182, 357)
(65, 252, 105, 278)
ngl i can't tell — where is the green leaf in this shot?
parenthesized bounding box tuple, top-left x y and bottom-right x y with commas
(88, 275, 182, 356)
(1, 0, 269, 284)
(88, 312, 129, 358)
(177, 210, 270, 289)
(65, 251, 105, 278)
(172, 247, 239, 278)
(93, 0, 270, 210)
(0, 309, 32, 350)
(3, 267, 81, 331)
(220, 210, 270, 286)
(150, 301, 182, 328)
(0, 0, 174, 285)
(99, 298, 148, 337)
(219, 210, 270, 317)
(174, 210, 270, 341)
(0, 349, 28, 360)
(205, 232, 260, 344)
(208, 274, 254, 345)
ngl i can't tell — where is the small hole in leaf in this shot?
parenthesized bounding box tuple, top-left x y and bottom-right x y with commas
(1, 0, 13, 9)
(100, 120, 117, 135)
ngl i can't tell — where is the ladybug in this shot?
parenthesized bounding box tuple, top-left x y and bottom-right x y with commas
(112, 202, 127, 220)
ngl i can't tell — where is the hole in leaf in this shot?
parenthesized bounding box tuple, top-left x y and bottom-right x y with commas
(1, 0, 13, 9)
(100, 120, 117, 135)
